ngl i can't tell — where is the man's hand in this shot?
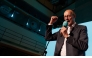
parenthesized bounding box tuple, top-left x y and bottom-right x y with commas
(49, 16, 58, 25)
(60, 27, 68, 38)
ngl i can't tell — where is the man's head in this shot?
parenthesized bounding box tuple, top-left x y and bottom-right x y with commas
(64, 9, 76, 26)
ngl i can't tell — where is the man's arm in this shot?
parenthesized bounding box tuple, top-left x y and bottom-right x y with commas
(45, 25, 58, 41)
(67, 26, 88, 51)
(45, 16, 59, 41)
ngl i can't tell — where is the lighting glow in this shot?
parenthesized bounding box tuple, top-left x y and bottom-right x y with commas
(11, 14, 14, 17)
(26, 22, 29, 26)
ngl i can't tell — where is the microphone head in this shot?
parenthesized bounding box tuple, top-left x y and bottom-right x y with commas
(62, 21, 68, 27)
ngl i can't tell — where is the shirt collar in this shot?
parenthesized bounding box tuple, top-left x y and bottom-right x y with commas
(68, 22, 76, 28)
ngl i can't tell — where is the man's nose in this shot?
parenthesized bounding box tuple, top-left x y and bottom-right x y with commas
(65, 19, 68, 21)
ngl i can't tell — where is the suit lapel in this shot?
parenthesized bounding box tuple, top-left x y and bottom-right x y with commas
(58, 30, 65, 53)
(70, 24, 78, 35)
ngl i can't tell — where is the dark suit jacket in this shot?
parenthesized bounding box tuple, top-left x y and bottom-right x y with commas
(45, 24, 88, 56)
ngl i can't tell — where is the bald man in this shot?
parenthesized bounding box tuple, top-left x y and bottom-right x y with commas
(45, 9, 88, 56)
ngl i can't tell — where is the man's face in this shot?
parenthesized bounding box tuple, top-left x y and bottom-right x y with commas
(64, 10, 75, 26)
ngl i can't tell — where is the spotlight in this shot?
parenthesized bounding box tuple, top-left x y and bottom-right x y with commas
(38, 29, 41, 32)
(26, 22, 29, 26)
(11, 14, 14, 17)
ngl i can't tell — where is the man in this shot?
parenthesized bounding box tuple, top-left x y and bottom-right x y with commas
(45, 9, 88, 56)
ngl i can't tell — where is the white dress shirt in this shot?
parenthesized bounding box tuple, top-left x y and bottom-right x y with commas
(60, 22, 76, 56)
(60, 26, 70, 56)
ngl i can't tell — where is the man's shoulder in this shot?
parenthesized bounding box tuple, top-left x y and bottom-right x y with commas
(77, 24, 86, 27)
(76, 24, 87, 29)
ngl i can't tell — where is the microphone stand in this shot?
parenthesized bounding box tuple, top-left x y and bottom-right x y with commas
(43, 41, 50, 56)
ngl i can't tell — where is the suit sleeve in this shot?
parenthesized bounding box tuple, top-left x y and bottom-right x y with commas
(45, 25, 59, 41)
(67, 26, 88, 51)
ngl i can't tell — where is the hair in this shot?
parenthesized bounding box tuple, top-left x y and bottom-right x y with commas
(64, 9, 76, 17)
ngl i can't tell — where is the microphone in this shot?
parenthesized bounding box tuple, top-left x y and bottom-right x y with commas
(62, 20, 68, 27)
